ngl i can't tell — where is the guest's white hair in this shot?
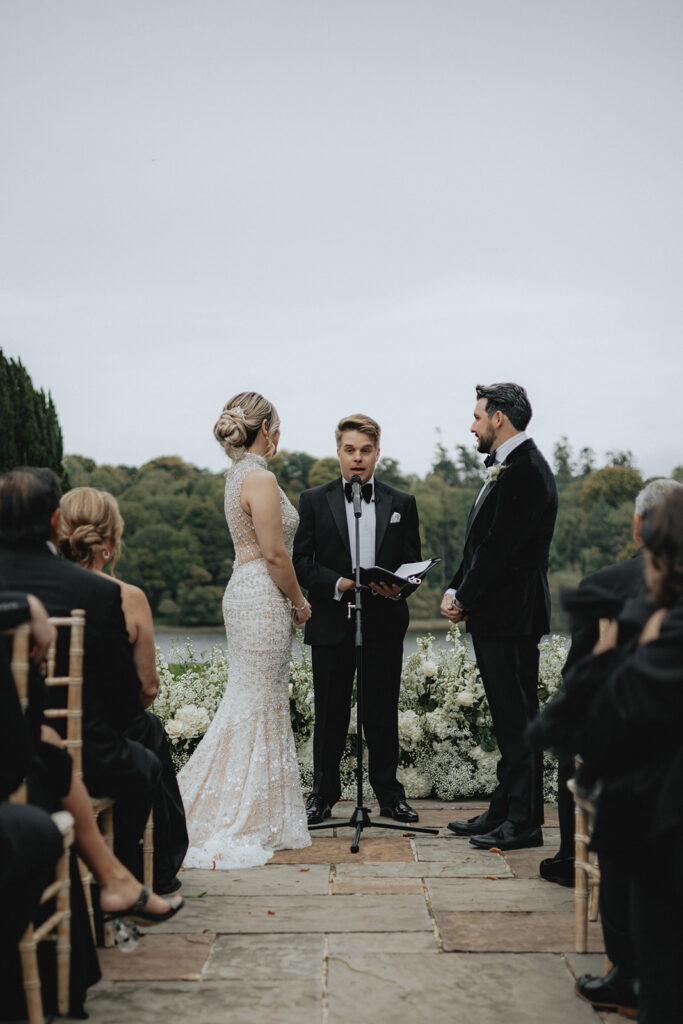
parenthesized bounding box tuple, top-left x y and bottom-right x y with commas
(635, 477, 683, 516)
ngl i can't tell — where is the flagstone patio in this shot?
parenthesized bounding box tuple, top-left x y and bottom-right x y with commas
(86, 801, 618, 1024)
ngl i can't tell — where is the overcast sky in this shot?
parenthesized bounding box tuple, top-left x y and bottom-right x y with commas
(2, 1, 681, 479)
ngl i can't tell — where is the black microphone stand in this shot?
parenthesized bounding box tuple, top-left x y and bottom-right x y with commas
(309, 475, 438, 852)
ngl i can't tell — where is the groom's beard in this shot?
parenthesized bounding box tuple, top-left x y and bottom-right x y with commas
(475, 427, 495, 454)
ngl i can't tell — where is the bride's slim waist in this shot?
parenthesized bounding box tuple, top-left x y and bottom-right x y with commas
(226, 559, 287, 598)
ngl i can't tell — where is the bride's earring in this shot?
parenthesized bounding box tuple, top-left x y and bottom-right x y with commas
(102, 549, 111, 562)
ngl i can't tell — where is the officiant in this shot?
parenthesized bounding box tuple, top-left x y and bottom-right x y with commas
(293, 414, 422, 825)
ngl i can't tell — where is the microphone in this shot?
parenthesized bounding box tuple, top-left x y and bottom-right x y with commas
(350, 474, 363, 518)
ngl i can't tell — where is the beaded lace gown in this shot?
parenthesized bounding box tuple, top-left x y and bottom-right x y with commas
(178, 453, 311, 868)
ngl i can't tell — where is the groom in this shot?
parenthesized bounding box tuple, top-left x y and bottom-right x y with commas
(293, 413, 422, 824)
(441, 383, 558, 851)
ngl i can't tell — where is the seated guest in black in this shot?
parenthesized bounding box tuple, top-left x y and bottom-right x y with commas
(0, 468, 161, 878)
(59, 486, 188, 893)
(0, 589, 183, 1019)
(576, 489, 683, 1024)
(540, 478, 681, 889)
(534, 490, 683, 1022)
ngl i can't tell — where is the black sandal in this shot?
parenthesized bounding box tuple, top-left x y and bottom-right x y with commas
(104, 885, 184, 925)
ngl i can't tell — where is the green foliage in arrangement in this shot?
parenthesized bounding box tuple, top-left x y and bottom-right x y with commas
(62, 435, 676, 628)
(0, 348, 67, 482)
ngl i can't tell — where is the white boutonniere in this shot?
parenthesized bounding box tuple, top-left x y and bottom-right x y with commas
(483, 463, 506, 486)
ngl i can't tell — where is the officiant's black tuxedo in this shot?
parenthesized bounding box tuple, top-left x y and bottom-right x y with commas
(293, 477, 421, 806)
(0, 542, 162, 871)
(449, 438, 558, 828)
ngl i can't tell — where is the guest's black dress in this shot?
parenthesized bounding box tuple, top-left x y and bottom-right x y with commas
(0, 592, 100, 1020)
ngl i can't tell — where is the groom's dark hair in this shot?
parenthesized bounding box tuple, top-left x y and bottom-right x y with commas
(476, 383, 532, 431)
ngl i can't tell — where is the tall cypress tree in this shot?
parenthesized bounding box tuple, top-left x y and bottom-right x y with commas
(0, 348, 67, 481)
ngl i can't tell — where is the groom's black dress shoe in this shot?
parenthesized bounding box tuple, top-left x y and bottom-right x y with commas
(575, 966, 639, 1017)
(469, 822, 543, 851)
(447, 812, 504, 837)
(379, 801, 419, 823)
(539, 854, 575, 887)
(306, 796, 332, 825)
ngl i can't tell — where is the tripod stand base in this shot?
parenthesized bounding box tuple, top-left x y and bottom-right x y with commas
(309, 805, 439, 853)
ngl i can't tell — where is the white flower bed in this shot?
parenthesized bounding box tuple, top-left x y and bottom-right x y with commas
(154, 627, 568, 800)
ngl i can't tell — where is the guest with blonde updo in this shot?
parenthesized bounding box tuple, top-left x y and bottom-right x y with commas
(178, 390, 312, 868)
(59, 488, 158, 704)
(59, 486, 189, 894)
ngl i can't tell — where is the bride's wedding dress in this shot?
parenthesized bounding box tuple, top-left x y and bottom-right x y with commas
(178, 452, 311, 868)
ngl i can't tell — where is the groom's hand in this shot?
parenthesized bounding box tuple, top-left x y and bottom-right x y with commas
(441, 592, 465, 623)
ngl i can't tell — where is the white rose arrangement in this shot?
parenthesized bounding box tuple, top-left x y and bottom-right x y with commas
(153, 626, 568, 800)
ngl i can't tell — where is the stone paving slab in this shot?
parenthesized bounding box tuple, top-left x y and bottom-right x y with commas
(327, 952, 597, 1024)
(414, 836, 546, 864)
(151, 894, 432, 934)
(180, 864, 330, 895)
(333, 876, 424, 894)
(86, 981, 322, 1024)
(502, 849, 552, 879)
(270, 835, 414, 863)
(203, 933, 325, 983)
(436, 911, 605, 953)
(335, 857, 513, 878)
(98, 933, 214, 981)
(427, 877, 575, 912)
(328, 931, 439, 954)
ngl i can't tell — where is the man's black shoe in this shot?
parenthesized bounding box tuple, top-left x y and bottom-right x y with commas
(469, 822, 543, 851)
(447, 812, 504, 836)
(539, 855, 575, 887)
(379, 801, 419, 823)
(575, 965, 639, 1018)
(306, 796, 332, 825)
(157, 876, 182, 896)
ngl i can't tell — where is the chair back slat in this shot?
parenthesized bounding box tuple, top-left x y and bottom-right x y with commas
(8, 622, 31, 711)
(44, 609, 86, 778)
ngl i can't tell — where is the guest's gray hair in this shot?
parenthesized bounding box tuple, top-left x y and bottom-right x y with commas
(475, 383, 532, 431)
(635, 477, 683, 516)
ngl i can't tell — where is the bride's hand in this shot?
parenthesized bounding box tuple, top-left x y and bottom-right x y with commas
(292, 599, 312, 625)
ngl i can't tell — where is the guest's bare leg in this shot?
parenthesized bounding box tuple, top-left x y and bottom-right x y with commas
(41, 726, 180, 916)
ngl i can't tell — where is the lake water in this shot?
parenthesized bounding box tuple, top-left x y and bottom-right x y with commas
(155, 625, 465, 662)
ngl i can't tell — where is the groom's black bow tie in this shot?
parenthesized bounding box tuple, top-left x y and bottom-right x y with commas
(484, 453, 497, 468)
(345, 481, 373, 503)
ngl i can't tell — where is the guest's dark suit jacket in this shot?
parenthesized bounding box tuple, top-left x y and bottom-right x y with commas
(449, 439, 558, 637)
(293, 478, 421, 647)
(579, 592, 683, 853)
(0, 543, 143, 786)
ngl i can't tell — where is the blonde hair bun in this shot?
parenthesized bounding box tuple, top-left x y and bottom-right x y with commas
(59, 487, 124, 571)
(214, 392, 279, 461)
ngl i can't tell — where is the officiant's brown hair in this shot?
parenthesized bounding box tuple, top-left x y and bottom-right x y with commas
(335, 414, 381, 449)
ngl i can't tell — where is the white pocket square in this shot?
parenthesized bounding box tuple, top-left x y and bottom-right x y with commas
(390, 511, 401, 524)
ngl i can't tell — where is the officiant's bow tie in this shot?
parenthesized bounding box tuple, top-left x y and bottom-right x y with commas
(344, 481, 373, 503)
(484, 453, 497, 468)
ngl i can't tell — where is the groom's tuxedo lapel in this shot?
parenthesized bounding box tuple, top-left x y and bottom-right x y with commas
(374, 482, 392, 559)
(326, 481, 351, 557)
(464, 438, 537, 544)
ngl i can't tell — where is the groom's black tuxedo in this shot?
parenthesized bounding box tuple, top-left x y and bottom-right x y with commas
(448, 438, 558, 829)
(293, 477, 421, 806)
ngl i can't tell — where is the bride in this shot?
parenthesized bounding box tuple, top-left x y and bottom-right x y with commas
(178, 392, 312, 867)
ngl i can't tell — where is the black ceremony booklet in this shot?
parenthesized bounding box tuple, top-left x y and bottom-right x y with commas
(358, 557, 440, 590)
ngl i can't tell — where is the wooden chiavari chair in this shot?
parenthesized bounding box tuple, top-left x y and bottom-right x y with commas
(5, 619, 76, 1024)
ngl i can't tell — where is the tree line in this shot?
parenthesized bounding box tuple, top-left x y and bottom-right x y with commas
(3, 350, 681, 629)
(64, 444, 682, 630)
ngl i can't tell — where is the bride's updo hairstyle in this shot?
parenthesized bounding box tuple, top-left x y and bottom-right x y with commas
(214, 392, 280, 461)
(59, 487, 124, 573)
